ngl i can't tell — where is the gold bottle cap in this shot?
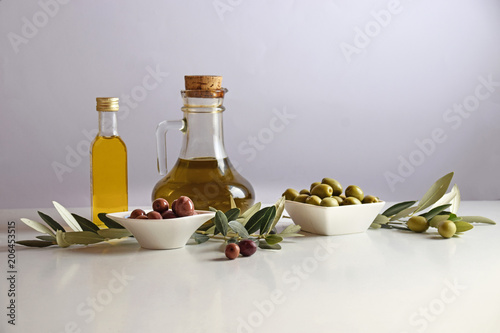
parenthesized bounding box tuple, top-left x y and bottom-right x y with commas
(96, 97, 119, 112)
(184, 76, 225, 98)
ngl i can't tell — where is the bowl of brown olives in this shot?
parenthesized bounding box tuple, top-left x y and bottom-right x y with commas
(283, 178, 385, 236)
(106, 196, 215, 250)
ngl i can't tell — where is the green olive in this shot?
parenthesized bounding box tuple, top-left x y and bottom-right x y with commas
(332, 196, 343, 204)
(340, 197, 362, 205)
(299, 189, 310, 195)
(362, 195, 379, 204)
(310, 182, 321, 192)
(407, 216, 429, 233)
(320, 197, 339, 207)
(345, 185, 364, 201)
(306, 195, 322, 206)
(282, 188, 299, 201)
(438, 220, 456, 238)
(311, 184, 333, 198)
(294, 194, 309, 203)
(321, 178, 343, 196)
(339, 194, 346, 200)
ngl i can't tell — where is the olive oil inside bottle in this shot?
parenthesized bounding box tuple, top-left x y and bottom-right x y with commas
(152, 157, 254, 213)
(91, 136, 128, 226)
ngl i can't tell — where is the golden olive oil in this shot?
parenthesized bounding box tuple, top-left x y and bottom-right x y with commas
(91, 138, 128, 226)
(152, 157, 254, 213)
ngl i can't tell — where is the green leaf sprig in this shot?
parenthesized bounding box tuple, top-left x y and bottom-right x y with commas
(193, 196, 302, 250)
(370, 172, 496, 237)
(17, 201, 131, 248)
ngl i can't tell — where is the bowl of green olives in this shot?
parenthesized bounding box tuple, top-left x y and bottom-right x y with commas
(283, 178, 385, 236)
(106, 197, 216, 250)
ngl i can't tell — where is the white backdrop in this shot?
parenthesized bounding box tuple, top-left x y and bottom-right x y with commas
(1, 0, 500, 209)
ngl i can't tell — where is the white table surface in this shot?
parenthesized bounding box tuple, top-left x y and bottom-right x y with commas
(1, 201, 500, 333)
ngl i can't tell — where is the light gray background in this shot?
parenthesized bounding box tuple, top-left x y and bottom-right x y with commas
(1, 0, 499, 209)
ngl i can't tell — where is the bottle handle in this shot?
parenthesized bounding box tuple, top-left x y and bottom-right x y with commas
(156, 119, 185, 175)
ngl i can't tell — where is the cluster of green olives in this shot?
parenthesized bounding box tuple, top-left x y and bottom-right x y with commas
(407, 215, 457, 239)
(282, 178, 381, 207)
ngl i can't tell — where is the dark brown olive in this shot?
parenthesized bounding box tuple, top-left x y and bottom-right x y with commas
(130, 209, 146, 219)
(161, 210, 177, 219)
(225, 243, 240, 260)
(152, 198, 169, 213)
(136, 215, 148, 220)
(238, 239, 257, 257)
(172, 196, 195, 217)
(147, 211, 162, 219)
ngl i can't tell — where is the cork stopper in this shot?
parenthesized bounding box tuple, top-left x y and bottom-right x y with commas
(184, 75, 225, 98)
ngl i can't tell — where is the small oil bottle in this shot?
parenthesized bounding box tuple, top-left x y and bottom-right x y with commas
(91, 97, 128, 226)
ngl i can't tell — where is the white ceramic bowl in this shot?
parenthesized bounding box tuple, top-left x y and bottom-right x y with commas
(285, 200, 385, 236)
(106, 210, 216, 250)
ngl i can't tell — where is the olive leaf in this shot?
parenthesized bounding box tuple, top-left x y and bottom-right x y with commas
(419, 204, 451, 221)
(193, 233, 210, 244)
(38, 211, 65, 232)
(98, 213, 125, 229)
(16, 240, 54, 248)
(37, 235, 56, 242)
(447, 213, 462, 222)
(53, 201, 83, 232)
(372, 214, 390, 225)
(279, 224, 302, 235)
(370, 223, 382, 229)
(460, 216, 496, 225)
(72, 213, 100, 233)
(389, 206, 419, 221)
(454, 221, 474, 232)
(258, 206, 277, 235)
(269, 196, 286, 232)
(245, 206, 274, 234)
(258, 239, 282, 250)
(265, 234, 283, 245)
(56, 230, 71, 248)
(228, 221, 249, 239)
(237, 202, 261, 226)
(415, 172, 454, 213)
(430, 184, 461, 214)
(63, 231, 105, 245)
(229, 195, 237, 209)
(20, 218, 56, 237)
(97, 228, 132, 239)
(214, 210, 229, 237)
(225, 208, 241, 222)
(382, 201, 416, 217)
(429, 214, 449, 228)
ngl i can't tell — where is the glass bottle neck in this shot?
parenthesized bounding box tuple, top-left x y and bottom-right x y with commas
(179, 110, 227, 160)
(98, 111, 119, 137)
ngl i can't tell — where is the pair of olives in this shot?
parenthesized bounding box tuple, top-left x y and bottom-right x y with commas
(407, 216, 457, 238)
(282, 178, 381, 207)
(225, 239, 257, 260)
(129, 196, 196, 220)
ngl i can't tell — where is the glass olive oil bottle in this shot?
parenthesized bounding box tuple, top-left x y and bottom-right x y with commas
(91, 97, 128, 226)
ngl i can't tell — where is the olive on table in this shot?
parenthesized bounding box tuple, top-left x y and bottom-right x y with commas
(311, 184, 333, 198)
(438, 220, 456, 238)
(282, 188, 299, 201)
(320, 197, 339, 207)
(225, 243, 240, 260)
(238, 239, 257, 257)
(321, 178, 343, 196)
(407, 216, 429, 233)
(345, 185, 364, 201)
